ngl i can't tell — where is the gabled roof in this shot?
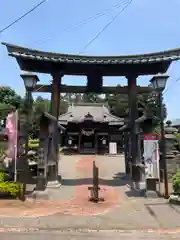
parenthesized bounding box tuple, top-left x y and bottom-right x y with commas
(58, 103, 124, 125)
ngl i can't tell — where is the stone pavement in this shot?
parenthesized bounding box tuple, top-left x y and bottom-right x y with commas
(1, 230, 180, 239)
(0, 155, 180, 232)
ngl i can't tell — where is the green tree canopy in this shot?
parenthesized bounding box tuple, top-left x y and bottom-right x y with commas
(0, 86, 23, 119)
(0, 85, 168, 135)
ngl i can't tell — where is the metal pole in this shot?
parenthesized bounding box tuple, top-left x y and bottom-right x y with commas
(159, 92, 169, 198)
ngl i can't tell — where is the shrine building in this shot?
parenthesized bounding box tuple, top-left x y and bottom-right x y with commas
(59, 103, 124, 154)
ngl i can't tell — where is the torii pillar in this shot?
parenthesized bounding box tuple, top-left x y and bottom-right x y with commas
(48, 72, 62, 182)
(127, 75, 142, 183)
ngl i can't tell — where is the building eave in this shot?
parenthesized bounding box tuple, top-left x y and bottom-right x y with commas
(2, 42, 180, 65)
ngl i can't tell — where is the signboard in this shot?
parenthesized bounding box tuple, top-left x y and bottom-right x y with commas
(143, 134, 160, 179)
(109, 142, 117, 155)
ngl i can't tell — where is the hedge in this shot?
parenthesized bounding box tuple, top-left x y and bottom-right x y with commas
(0, 170, 24, 199)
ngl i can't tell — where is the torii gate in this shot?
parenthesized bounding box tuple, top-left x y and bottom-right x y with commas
(2, 42, 180, 186)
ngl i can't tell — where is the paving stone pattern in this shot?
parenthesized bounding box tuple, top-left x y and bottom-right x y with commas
(0, 155, 180, 231)
(1, 231, 180, 240)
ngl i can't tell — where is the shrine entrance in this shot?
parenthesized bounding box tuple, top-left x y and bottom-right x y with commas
(3, 41, 180, 185)
(80, 128, 96, 154)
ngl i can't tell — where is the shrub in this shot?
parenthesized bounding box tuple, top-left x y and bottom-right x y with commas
(0, 169, 23, 198)
(0, 171, 8, 181)
(0, 141, 7, 162)
(23, 138, 40, 150)
(175, 133, 180, 150)
(29, 138, 39, 144)
(28, 138, 39, 149)
(28, 142, 39, 149)
(172, 172, 180, 194)
(0, 181, 21, 196)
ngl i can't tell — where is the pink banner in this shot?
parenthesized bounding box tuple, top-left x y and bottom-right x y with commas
(5, 111, 18, 159)
(144, 134, 159, 141)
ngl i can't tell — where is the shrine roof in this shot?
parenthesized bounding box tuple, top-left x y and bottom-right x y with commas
(3, 42, 180, 65)
(58, 103, 124, 125)
(2, 42, 180, 75)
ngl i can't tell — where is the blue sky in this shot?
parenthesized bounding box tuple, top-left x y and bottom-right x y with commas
(0, 0, 180, 120)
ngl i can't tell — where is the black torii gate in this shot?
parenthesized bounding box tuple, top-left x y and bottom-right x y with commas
(3, 42, 180, 184)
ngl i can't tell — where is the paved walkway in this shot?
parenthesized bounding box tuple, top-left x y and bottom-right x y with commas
(1, 230, 180, 239)
(0, 155, 180, 232)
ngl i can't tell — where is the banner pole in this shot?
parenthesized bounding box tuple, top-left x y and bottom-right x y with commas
(14, 110, 18, 182)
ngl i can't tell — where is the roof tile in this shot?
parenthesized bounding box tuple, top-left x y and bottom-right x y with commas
(3, 42, 180, 65)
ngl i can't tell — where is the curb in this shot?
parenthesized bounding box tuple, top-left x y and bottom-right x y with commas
(169, 195, 180, 205)
(0, 228, 180, 233)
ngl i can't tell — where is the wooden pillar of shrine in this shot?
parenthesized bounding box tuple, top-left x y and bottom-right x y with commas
(127, 75, 141, 182)
(87, 69, 103, 94)
(48, 72, 62, 181)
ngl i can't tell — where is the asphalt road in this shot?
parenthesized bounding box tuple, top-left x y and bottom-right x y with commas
(0, 231, 180, 240)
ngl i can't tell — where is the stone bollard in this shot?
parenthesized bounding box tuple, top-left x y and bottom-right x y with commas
(88, 161, 104, 203)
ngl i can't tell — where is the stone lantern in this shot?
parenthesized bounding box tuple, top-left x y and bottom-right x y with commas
(164, 125, 179, 178)
(165, 126, 178, 156)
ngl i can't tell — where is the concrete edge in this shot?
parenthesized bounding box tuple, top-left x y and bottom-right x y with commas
(169, 198, 180, 205)
(1, 228, 180, 233)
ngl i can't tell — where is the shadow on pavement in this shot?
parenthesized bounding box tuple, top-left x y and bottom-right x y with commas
(124, 189, 145, 197)
(61, 172, 131, 187)
(169, 204, 180, 214)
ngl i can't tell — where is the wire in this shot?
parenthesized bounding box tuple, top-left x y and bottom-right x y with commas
(32, 2, 131, 96)
(34, 0, 128, 45)
(0, 0, 48, 34)
(163, 75, 180, 95)
(79, 0, 132, 54)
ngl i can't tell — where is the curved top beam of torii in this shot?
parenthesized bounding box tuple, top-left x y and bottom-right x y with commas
(2, 42, 180, 76)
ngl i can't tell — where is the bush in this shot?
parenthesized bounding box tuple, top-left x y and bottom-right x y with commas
(28, 142, 39, 149)
(0, 181, 21, 196)
(23, 138, 40, 150)
(28, 138, 39, 149)
(0, 141, 7, 162)
(29, 138, 39, 144)
(0, 171, 8, 181)
(172, 172, 180, 194)
(175, 133, 180, 150)
(0, 169, 23, 198)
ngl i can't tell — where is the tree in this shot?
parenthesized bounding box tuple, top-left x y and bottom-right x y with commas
(29, 96, 51, 137)
(166, 120, 172, 127)
(59, 99, 68, 114)
(104, 86, 168, 133)
(0, 86, 22, 119)
(82, 93, 100, 103)
(105, 93, 128, 117)
(136, 93, 167, 133)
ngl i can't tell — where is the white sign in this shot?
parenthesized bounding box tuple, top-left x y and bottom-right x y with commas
(143, 134, 160, 179)
(109, 142, 117, 155)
